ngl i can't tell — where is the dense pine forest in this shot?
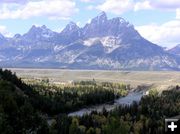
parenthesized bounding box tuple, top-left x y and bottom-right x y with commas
(0, 69, 179, 134)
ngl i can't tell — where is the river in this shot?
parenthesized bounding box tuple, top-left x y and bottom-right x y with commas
(68, 90, 144, 117)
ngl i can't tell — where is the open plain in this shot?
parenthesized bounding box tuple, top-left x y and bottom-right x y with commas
(7, 68, 180, 90)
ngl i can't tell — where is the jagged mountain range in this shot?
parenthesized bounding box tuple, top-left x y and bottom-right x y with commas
(0, 12, 180, 70)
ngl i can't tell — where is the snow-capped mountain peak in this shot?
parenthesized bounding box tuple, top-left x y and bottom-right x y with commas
(0, 12, 179, 70)
(22, 25, 56, 40)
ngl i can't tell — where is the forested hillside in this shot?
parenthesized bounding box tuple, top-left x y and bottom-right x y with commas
(0, 69, 49, 133)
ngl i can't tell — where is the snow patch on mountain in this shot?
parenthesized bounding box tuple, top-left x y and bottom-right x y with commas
(100, 36, 121, 53)
(83, 38, 99, 46)
(13, 55, 24, 61)
(34, 56, 50, 62)
(54, 45, 66, 53)
(83, 36, 121, 53)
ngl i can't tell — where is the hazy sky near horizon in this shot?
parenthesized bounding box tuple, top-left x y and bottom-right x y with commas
(0, 0, 180, 48)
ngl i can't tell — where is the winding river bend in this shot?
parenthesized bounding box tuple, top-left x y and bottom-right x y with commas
(68, 90, 145, 117)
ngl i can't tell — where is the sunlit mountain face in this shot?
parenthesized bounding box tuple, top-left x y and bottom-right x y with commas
(0, 12, 179, 70)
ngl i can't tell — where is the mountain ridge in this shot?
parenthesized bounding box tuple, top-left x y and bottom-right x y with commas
(0, 12, 179, 70)
(168, 44, 180, 56)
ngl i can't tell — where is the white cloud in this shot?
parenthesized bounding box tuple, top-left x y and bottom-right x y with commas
(149, 0, 180, 9)
(134, 1, 152, 11)
(0, 0, 78, 20)
(0, 0, 28, 4)
(176, 8, 180, 19)
(96, 0, 180, 14)
(0, 25, 12, 37)
(136, 20, 180, 48)
(97, 0, 134, 15)
(135, 0, 180, 10)
(80, 0, 92, 2)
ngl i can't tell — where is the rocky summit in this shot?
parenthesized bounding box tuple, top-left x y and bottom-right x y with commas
(0, 12, 179, 70)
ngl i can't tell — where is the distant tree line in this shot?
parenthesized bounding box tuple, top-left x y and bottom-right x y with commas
(31, 80, 128, 115)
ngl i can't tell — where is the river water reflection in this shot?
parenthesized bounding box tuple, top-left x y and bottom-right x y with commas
(68, 90, 144, 117)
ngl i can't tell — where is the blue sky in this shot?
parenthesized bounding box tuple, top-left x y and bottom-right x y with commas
(0, 0, 180, 48)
